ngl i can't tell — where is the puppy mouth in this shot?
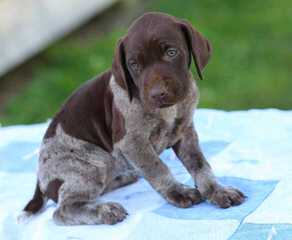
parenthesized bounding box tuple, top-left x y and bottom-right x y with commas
(158, 102, 176, 108)
(143, 83, 188, 109)
(152, 92, 186, 108)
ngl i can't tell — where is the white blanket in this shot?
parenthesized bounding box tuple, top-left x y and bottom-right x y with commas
(1, 109, 292, 240)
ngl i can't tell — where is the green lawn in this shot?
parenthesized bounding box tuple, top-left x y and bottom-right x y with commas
(1, 0, 292, 125)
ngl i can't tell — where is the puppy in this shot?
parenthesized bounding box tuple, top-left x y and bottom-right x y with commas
(21, 12, 245, 225)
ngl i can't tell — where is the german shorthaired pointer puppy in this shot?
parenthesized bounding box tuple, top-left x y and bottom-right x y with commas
(20, 12, 245, 225)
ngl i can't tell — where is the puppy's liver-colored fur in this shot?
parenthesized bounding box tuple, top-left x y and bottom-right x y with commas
(22, 12, 245, 225)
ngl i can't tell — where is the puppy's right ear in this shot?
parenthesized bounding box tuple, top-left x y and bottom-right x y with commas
(112, 38, 135, 101)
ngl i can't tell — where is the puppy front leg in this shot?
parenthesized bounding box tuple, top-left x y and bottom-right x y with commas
(119, 135, 202, 208)
(173, 126, 246, 208)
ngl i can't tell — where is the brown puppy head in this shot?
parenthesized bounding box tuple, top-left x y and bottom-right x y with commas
(112, 12, 212, 109)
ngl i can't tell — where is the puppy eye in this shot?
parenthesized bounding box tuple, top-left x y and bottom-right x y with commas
(166, 48, 177, 57)
(128, 60, 139, 72)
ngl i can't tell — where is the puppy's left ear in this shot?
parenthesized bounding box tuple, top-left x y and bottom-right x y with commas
(179, 20, 212, 80)
(112, 38, 136, 101)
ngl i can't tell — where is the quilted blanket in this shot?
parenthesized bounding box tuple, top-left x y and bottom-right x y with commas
(0, 109, 292, 240)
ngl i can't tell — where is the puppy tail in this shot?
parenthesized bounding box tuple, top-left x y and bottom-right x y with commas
(18, 181, 46, 223)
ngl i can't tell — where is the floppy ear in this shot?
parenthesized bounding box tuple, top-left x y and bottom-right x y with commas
(112, 38, 135, 101)
(179, 20, 212, 80)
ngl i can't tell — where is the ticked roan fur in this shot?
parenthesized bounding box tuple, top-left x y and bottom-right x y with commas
(21, 12, 245, 225)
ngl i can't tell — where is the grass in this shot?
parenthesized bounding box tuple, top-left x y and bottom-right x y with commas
(1, 0, 292, 125)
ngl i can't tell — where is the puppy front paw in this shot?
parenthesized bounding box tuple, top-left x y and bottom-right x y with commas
(164, 184, 202, 208)
(208, 185, 246, 208)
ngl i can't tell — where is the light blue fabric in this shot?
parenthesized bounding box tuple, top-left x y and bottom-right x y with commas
(231, 223, 292, 240)
(155, 177, 278, 221)
(0, 109, 292, 240)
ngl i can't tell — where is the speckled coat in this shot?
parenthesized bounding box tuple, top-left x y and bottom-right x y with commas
(20, 12, 245, 226)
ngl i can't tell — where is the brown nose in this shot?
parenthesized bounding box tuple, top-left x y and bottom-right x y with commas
(150, 86, 168, 103)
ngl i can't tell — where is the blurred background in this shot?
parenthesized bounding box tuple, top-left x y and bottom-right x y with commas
(0, 0, 291, 126)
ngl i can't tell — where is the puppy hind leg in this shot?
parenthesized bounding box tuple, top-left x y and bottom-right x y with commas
(103, 172, 139, 193)
(53, 182, 128, 225)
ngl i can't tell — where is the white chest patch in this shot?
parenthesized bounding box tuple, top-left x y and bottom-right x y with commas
(110, 74, 197, 154)
(159, 105, 178, 126)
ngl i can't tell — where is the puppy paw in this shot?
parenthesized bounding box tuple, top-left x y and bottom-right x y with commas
(100, 202, 128, 225)
(165, 184, 202, 208)
(208, 186, 246, 208)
